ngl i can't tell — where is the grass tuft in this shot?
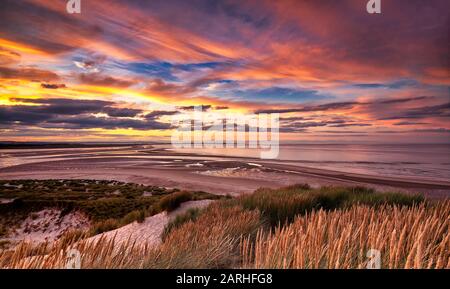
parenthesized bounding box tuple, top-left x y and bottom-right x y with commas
(236, 185, 424, 226)
(143, 204, 264, 269)
(157, 191, 192, 212)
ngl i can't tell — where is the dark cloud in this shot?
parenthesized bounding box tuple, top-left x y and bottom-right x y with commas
(0, 98, 168, 130)
(10, 98, 114, 115)
(146, 79, 196, 95)
(41, 83, 66, 89)
(0, 48, 21, 65)
(187, 76, 223, 89)
(144, 110, 178, 119)
(412, 128, 450, 133)
(285, 121, 328, 128)
(281, 118, 343, 127)
(10, 98, 143, 118)
(102, 107, 143, 118)
(0, 66, 59, 82)
(78, 61, 97, 70)
(177, 105, 212, 111)
(278, 127, 308, 133)
(378, 103, 450, 120)
(255, 102, 358, 114)
(393, 121, 430, 126)
(74, 55, 107, 71)
(328, 123, 372, 128)
(0, 106, 53, 125)
(279, 117, 307, 122)
(42, 115, 170, 130)
(0, 128, 99, 138)
(353, 80, 418, 90)
(379, 96, 431, 104)
(320, 131, 369, 134)
(279, 118, 371, 132)
(375, 128, 450, 134)
(78, 73, 135, 88)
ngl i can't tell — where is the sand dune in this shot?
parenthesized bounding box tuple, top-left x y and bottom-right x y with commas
(86, 200, 213, 248)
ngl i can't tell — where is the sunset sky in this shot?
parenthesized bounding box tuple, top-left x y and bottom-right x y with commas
(0, 0, 449, 143)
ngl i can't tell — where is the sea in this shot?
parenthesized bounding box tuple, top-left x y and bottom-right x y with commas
(170, 143, 450, 181)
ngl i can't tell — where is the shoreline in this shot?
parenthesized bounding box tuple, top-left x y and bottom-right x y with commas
(0, 146, 449, 198)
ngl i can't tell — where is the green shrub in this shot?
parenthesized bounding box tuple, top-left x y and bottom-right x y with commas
(236, 185, 424, 226)
(157, 191, 192, 212)
(0, 180, 219, 226)
(0, 240, 11, 250)
(89, 219, 120, 236)
(0, 224, 7, 237)
(120, 209, 146, 226)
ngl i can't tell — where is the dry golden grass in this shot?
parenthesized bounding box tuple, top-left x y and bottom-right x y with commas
(142, 203, 264, 268)
(241, 201, 449, 269)
(0, 231, 150, 269)
(0, 186, 447, 269)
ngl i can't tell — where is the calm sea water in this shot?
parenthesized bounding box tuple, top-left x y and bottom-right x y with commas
(171, 144, 450, 181)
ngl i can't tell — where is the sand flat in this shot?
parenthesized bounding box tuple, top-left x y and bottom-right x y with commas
(0, 146, 449, 198)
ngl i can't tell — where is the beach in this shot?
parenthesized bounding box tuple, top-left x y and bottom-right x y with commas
(1, 144, 449, 198)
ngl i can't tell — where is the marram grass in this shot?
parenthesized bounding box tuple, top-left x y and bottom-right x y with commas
(0, 186, 448, 269)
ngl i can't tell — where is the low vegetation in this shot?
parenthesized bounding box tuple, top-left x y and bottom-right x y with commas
(157, 191, 192, 212)
(234, 184, 424, 226)
(0, 179, 221, 239)
(0, 183, 448, 269)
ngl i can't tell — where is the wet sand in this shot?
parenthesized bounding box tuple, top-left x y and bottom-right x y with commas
(1, 145, 449, 198)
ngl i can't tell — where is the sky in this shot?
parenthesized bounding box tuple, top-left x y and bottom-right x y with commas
(0, 0, 449, 143)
